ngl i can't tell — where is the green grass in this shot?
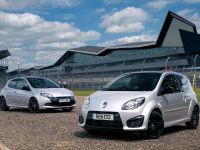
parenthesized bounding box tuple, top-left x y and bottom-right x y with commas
(194, 88, 200, 102)
(73, 89, 96, 96)
(74, 88, 200, 101)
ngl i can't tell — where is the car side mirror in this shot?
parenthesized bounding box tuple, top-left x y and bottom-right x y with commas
(63, 84, 68, 89)
(99, 86, 102, 90)
(22, 86, 31, 91)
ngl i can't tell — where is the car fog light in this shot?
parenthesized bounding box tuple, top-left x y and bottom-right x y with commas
(127, 115, 144, 128)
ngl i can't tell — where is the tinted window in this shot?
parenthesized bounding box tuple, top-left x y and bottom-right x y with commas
(8, 80, 17, 89)
(176, 75, 189, 92)
(102, 73, 161, 91)
(16, 79, 30, 90)
(161, 74, 180, 93)
(27, 78, 60, 89)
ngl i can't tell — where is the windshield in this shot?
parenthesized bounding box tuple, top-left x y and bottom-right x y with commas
(27, 78, 60, 89)
(102, 73, 161, 91)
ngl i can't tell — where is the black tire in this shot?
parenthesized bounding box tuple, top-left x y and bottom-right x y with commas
(62, 107, 74, 112)
(147, 111, 164, 139)
(185, 106, 199, 129)
(28, 98, 40, 113)
(0, 96, 9, 111)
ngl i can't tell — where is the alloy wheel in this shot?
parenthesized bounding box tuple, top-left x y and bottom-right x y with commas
(147, 111, 164, 139)
(29, 98, 40, 113)
(0, 97, 9, 111)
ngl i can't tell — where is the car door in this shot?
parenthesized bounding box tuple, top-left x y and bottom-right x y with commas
(15, 79, 32, 107)
(158, 74, 185, 123)
(5, 79, 18, 106)
(176, 74, 192, 119)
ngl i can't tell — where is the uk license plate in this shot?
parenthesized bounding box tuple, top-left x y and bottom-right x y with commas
(59, 98, 70, 103)
(93, 114, 114, 121)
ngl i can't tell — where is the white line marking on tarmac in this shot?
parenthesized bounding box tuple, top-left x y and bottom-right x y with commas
(0, 143, 10, 150)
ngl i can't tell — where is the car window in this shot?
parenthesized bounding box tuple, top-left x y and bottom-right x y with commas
(161, 74, 181, 94)
(16, 79, 30, 90)
(102, 73, 161, 91)
(176, 75, 189, 92)
(26, 78, 60, 88)
(8, 79, 17, 89)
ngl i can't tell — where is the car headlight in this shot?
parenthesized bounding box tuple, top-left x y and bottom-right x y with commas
(40, 93, 53, 99)
(121, 97, 145, 110)
(83, 97, 90, 109)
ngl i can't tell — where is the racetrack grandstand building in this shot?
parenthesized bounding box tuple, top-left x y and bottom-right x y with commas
(9, 11, 200, 89)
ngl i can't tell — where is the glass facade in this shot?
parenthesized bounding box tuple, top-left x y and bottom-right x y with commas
(60, 47, 186, 73)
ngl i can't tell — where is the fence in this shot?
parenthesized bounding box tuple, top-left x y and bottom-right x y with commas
(5, 68, 200, 90)
(59, 70, 200, 90)
(0, 71, 8, 89)
(0, 68, 200, 90)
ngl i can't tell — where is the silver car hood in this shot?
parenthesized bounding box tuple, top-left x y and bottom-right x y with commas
(34, 88, 73, 97)
(88, 91, 152, 111)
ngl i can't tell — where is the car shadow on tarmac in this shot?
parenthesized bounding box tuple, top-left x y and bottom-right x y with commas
(74, 125, 189, 141)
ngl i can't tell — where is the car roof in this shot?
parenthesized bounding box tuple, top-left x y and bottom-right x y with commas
(121, 71, 186, 77)
(124, 70, 173, 74)
(8, 76, 49, 81)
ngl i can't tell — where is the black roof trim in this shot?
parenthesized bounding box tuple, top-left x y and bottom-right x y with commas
(0, 49, 10, 60)
(98, 41, 157, 56)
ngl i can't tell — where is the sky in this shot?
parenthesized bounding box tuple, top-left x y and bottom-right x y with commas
(0, 0, 199, 71)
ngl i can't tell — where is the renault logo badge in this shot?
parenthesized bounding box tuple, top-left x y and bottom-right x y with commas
(102, 102, 107, 108)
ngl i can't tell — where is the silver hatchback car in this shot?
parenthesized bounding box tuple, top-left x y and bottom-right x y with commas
(79, 71, 199, 138)
(0, 77, 76, 113)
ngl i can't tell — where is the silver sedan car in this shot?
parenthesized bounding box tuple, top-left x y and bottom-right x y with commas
(0, 77, 76, 113)
(79, 71, 199, 138)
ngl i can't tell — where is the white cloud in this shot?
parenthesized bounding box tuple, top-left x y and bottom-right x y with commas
(0, 0, 80, 10)
(177, 9, 200, 32)
(147, 0, 169, 10)
(98, 34, 157, 47)
(101, 7, 149, 33)
(183, 0, 200, 3)
(0, 11, 101, 71)
(177, 9, 195, 16)
(96, 8, 106, 13)
(37, 42, 86, 50)
(35, 50, 65, 63)
(62, 14, 76, 20)
(104, 0, 128, 5)
(0, 12, 42, 28)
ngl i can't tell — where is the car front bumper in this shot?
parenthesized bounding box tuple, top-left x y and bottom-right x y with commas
(38, 96, 76, 109)
(79, 109, 148, 131)
(42, 104, 76, 109)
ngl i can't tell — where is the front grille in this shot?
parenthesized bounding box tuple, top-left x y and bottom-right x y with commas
(45, 96, 76, 106)
(85, 111, 123, 129)
(50, 96, 75, 102)
(45, 101, 75, 106)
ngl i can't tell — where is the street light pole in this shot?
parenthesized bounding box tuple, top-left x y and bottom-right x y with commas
(165, 57, 170, 70)
(18, 64, 20, 77)
(194, 54, 198, 70)
(121, 61, 125, 75)
(193, 54, 199, 88)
